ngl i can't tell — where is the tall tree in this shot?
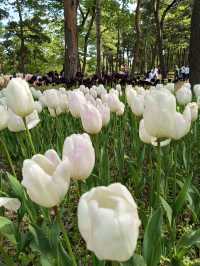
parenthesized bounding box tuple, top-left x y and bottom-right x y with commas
(189, 0, 200, 86)
(64, 0, 79, 81)
(153, 0, 181, 79)
(96, 0, 101, 77)
(131, 0, 142, 76)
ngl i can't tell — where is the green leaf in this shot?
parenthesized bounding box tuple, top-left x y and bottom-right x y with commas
(143, 208, 163, 266)
(176, 229, 200, 258)
(7, 173, 24, 198)
(173, 176, 192, 217)
(160, 196, 172, 226)
(0, 216, 16, 244)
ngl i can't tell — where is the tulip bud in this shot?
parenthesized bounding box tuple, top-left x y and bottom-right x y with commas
(63, 133, 95, 180)
(22, 149, 71, 208)
(96, 102, 110, 127)
(78, 183, 141, 262)
(176, 85, 192, 105)
(81, 103, 102, 134)
(187, 102, 198, 122)
(68, 90, 86, 118)
(126, 87, 144, 117)
(5, 78, 35, 117)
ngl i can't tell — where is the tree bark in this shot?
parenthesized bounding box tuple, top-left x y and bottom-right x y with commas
(131, 0, 142, 77)
(96, 0, 101, 77)
(16, 0, 25, 73)
(82, 7, 96, 74)
(189, 0, 200, 86)
(64, 0, 78, 81)
(153, 0, 166, 79)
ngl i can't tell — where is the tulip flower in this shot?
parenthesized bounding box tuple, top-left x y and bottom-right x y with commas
(0, 197, 21, 212)
(0, 105, 9, 131)
(34, 101, 43, 113)
(194, 84, 200, 99)
(78, 183, 141, 262)
(140, 89, 192, 145)
(5, 78, 35, 117)
(68, 90, 86, 118)
(187, 102, 198, 122)
(7, 110, 40, 132)
(126, 87, 144, 117)
(176, 84, 192, 105)
(63, 133, 95, 180)
(165, 83, 175, 93)
(22, 149, 71, 208)
(96, 102, 110, 127)
(81, 103, 102, 134)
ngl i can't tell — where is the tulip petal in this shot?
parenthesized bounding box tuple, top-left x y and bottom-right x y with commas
(0, 197, 21, 212)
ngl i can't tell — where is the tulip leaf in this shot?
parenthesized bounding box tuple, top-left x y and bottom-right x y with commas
(143, 208, 163, 266)
(0, 216, 16, 244)
(176, 229, 200, 258)
(160, 196, 172, 226)
(7, 173, 24, 198)
(173, 175, 192, 217)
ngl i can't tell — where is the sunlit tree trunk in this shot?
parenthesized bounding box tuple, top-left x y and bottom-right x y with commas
(131, 0, 142, 77)
(189, 0, 200, 86)
(96, 0, 101, 77)
(64, 0, 78, 81)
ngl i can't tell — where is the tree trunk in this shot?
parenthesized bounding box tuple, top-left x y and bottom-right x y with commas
(16, 0, 25, 73)
(131, 0, 142, 77)
(64, 0, 78, 81)
(82, 7, 96, 74)
(189, 0, 200, 86)
(153, 0, 166, 79)
(96, 0, 101, 77)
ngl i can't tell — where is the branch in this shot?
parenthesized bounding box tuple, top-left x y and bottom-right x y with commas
(160, 0, 179, 29)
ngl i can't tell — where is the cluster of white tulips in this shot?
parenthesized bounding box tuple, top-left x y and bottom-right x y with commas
(33, 83, 124, 134)
(126, 82, 199, 146)
(0, 78, 141, 263)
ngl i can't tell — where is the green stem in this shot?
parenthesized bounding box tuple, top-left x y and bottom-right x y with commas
(0, 136, 16, 176)
(155, 141, 162, 207)
(23, 118, 36, 155)
(56, 208, 77, 266)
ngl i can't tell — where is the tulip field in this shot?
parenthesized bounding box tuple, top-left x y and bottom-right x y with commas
(0, 78, 200, 266)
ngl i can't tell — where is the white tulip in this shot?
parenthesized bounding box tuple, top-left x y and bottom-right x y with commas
(81, 103, 102, 134)
(30, 87, 42, 99)
(116, 102, 125, 116)
(96, 102, 110, 127)
(68, 90, 86, 118)
(34, 101, 43, 113)
(194, 84, 200, 98)
(0, 105, 9, 131)
(165, 83, 175, 93)
(43, 89, 60, 109)
(139, 119, 171, 147)
(187, 102, 198, 122)
(176, 85, 192, 105)
(62, 133, 95, 180)
(5, 78, 35, 117)
(0, 197, 21, 212)
(172, 106, 191, 140)
(126, 87, 144, 117)
(143, 90, 176, 139)
(78, 183, 141, 262)
(22, 149, 71, 208)
(7, 110, 40, 132)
